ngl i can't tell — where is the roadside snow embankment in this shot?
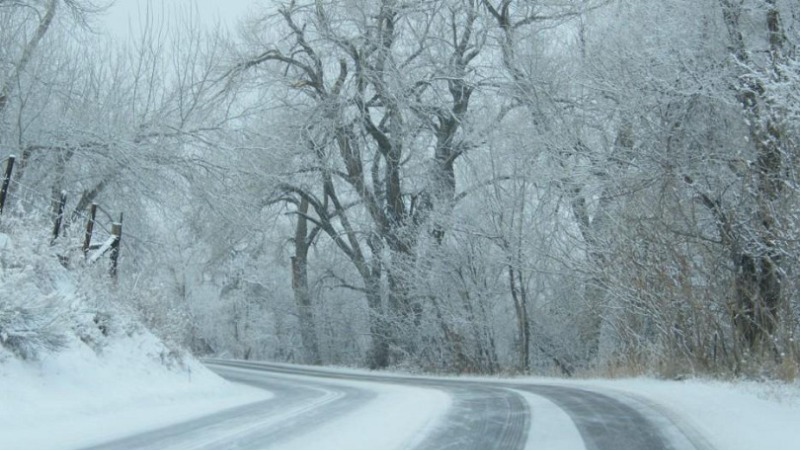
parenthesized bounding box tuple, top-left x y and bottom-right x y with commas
(0, 232, 268, 449)
(0, 332, 269, 449)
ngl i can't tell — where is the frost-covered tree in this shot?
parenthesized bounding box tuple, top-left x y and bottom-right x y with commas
(563, 0, 799, 375)
(225, 0, 498, 368)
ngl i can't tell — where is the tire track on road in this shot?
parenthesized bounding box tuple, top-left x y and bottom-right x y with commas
(212, 360, 530, 450)
(217, 361, 701, 450)
(88, 365, 372, 449)
(517, 384, 673, 450)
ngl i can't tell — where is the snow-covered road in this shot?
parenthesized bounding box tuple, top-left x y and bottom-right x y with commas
(90, 359, 705, 449)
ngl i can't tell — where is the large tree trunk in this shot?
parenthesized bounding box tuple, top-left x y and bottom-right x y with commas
(291, 199, 321, 365)
(365, 233, 389, 369)
(571, 189, 610, 363)
(365, 279, 389, 369)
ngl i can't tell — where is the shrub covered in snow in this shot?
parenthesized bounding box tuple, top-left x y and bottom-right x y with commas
(0, 231, 71, 360)
(0, 220, 187, 369)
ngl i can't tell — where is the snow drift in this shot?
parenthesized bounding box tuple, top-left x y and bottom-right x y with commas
(0, 229, 267, 449)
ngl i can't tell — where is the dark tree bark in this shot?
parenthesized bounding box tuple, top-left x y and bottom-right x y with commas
(291, 198, 321, 365)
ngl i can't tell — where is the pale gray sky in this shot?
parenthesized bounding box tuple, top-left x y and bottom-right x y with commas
(101, 0, 262, 39)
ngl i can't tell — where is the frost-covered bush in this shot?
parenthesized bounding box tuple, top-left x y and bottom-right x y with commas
(0, 225, 122, 360)
(0, 215, 194, 371)
(0, 231, 71, 359)
(0, 300, 67, 360)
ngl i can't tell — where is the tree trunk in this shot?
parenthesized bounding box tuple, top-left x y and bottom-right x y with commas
(0, 0, 58, 114)
(384, 246, 422, 364)
(365, 233, 389, 369)
(292, 198, 321, 365)
(366, 280, 389, 369)
(732, 252, 781, 352)
(508, 263, 530, 372)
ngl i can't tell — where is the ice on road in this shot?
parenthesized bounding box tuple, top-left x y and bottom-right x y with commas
(92, 362, 452, 449)
(2, 356, 797, 449)
(89, 360, 706, 450)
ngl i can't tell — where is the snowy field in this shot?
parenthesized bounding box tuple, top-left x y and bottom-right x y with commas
(1, 353, 798, 449)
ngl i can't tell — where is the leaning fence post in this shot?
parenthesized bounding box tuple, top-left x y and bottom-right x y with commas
(109, 213, 123, 279)
(0, 155, 15, 215)
(50, 190, 67, 245)
(82, 203, 97, 257)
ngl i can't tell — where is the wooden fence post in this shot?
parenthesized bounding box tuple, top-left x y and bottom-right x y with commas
(82, 203, 97, 257)
(0, 155, 15, 215)
(109, 213, 123, 279)
(50, 190, 67, 245)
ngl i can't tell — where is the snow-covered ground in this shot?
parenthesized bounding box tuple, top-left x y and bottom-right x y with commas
(1, 352, 798, 449)
(0, 230, 270, 449)
(556, 377, 799, 450)
(201, 361, 800, 450)
(0, 332, 269, 450)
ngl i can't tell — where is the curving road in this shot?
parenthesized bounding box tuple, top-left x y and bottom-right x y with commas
(89, 359, 706, 450)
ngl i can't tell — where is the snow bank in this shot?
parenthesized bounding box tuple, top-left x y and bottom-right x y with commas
(0, 331, 269, 449)
(0, 231, 268, 449)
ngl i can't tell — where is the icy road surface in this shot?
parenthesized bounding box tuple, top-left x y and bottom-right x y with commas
(90, 360, 709, 449)
(90, 359, 708, 450)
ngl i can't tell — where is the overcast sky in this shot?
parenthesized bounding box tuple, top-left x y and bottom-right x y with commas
(100, 0, 262, 39)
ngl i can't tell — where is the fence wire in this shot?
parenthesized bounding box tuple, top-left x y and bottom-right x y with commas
(1, 170, 168, 256)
